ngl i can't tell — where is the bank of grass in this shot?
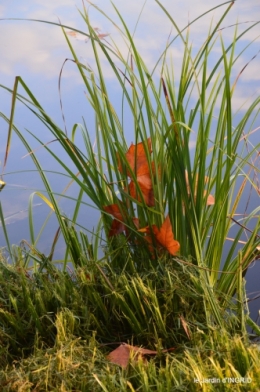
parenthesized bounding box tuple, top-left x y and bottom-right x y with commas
(0, 254, 260, 391)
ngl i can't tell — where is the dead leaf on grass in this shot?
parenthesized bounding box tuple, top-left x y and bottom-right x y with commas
(107, 343, 175, 368)
(138, 215, 180, 257)
(117, 138, 156, 206)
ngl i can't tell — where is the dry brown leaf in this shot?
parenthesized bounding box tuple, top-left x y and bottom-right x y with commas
(107, 344, 133, 368)
(103, 203, 139, 237)
(117, 138, 155, 206)
(103, 203, 125, 237)
(138, 215, 180, 257)
(153, 215, 180, 255)
(107, 343, 175, 368)
(107, 344, 150, 368)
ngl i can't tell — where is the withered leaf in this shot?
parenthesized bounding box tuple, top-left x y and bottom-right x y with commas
(103, 204, 125, 237)
(139, 215, 180, 256)
(117, 138, 155, 206)
(153, 215, 180, 255)
(107, 343, 175, 368)
(117, 138, 152, 177)
(103, 203, 139, 237)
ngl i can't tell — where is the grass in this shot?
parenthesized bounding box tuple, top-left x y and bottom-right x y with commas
(0, 0, 260, 390)
(0, 255, 260, 391)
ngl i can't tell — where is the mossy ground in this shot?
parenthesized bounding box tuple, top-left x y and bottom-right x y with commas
(0, 257, 259, 391)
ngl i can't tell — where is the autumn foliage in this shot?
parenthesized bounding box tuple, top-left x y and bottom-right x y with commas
(103, 203, 127, 237)
(103, 203, 139, 237)
(103, 138, 180, 257)
(138, 215, 180, 256)
(103, 138, 215, 257)
(117, 138, 155, 206)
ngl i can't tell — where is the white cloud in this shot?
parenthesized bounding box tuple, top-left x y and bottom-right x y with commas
(0, 0, 259, 87)
(1, 23, 65, 77)
(0, 5, 5, 17)
(232, 85, 260, 113)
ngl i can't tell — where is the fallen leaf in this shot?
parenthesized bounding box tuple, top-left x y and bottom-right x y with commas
(118, 138, 152, 177)
(107, 344, 152, 368)
(103, 204, 139, 237)
(117, 138, 155, 206)
(128, 175, 154, 206)
(139, 215, 180, 256)
(154, 216, 180, 255)
(107, 343, 175, 368)
(103, 204, 125, 237)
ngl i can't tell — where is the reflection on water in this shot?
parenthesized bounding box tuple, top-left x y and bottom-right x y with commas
(0, 203, 42, 226)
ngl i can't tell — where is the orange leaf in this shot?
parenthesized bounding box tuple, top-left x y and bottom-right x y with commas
(118, 138, 152, 176)
(117, 138, 155, 206)
(103, 204, 125, 237)
(107, 344, 133, 368)
(206, 194, 215, 205)
(103, 204, 139, 237)
(108, 219, 125, 237)
(103, 204, 124, 220)
(128, 175, 154, 206)
(107, 343, 156, 368)
(139, 215, 180, 256)
(154, 215, 180, 255)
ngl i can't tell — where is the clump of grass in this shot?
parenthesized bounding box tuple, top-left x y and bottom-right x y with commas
(2, 330, 260, 391)
(0, 254, 221, 361)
